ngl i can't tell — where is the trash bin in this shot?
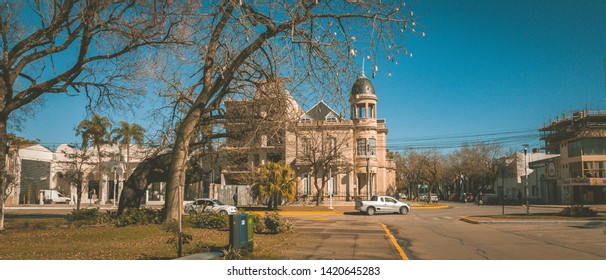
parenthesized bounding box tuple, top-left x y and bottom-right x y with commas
(246, 213, 254, 252)
(229, 213, 254, 252)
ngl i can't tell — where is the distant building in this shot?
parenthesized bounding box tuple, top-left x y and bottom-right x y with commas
(497, 150, 558, 204)
(539, 110, 606, 204)
(221, 74, 396, 202)
(7, 144, 158, 206)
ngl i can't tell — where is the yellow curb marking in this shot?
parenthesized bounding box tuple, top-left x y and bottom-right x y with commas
(307, 218, 329, 221)
(249, 211, 340, 216)
(381, 223, 409, 260)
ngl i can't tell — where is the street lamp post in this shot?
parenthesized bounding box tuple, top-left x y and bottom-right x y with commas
(113, 167, 117, 207)
(523, 144, 530, 215)
(328, 162, 333, 210)
(501, 164, 505, 216)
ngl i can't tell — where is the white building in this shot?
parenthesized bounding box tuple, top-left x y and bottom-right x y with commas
(8, 143, 153, 206)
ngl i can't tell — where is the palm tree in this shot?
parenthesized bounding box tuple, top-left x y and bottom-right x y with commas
(252, 161, 296, 210)
(76, 114, 112, 202)
(112, 121, 146, 179)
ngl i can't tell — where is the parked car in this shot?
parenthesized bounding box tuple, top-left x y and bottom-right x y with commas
(39, 190, 71, 204)
(419, 193, 439, 203)
(355, 195, 411, 216)
(184, 198, 238, 216)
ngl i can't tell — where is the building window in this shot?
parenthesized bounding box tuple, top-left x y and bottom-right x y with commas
(368, 104, 375, 119)
(325, 137, 336, 155)
(302, 138, 310, 156)
(369, 138, 376, 156)
(300, 115, 312, 123)
(302, 174, 311, 195)
(568, 138, 606, 157)
(357, 104, 366, 119)
(357, 138, 366, 156)
(583, 161, 606, 178)
(569, 162, 582, 178)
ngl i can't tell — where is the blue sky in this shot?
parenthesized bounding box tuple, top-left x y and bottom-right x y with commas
(13, 0, 606, 153)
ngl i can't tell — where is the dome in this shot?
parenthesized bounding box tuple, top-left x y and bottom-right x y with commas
(350, 75, 375, 96)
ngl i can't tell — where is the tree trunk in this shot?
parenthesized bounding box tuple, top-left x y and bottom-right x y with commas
(0, 202, 5, 230)
(117, 153, 171, 215)
(76, 183, 83, 210)
(0, 119, 8, 230)
(164, 107, 201, 222)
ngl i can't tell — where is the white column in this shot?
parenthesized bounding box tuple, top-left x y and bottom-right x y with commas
(100, 174, 107, 205)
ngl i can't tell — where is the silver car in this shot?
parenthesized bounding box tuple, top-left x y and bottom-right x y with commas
(184, 198, 238, 216)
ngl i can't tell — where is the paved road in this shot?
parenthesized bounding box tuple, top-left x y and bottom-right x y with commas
(281, 203, 606, 260)
(355, 203, 606, 260)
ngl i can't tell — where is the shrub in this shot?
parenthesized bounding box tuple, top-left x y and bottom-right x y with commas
(65, 208, 112, 226)
(263, 212, 282, 233)
(258, 212, 293, 234)
(559, 205, 597, 217)
(189, 212, 228, 229)
(115, 208, 163, 227)
(251, 213, 266, 233)
(279, 219, 294, 233)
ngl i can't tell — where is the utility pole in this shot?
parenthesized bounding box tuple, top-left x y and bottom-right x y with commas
(523, 144, 530, 215)
(366, 143, 370, 200)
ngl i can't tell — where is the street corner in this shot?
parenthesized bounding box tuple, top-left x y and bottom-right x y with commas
(410, 203, 450, 209)
(459, 216, 483, 224)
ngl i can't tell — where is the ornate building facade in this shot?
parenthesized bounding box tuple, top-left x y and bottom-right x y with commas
(221, 74, 396, 202)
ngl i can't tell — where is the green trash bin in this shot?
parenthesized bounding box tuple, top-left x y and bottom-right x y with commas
(246, 213, 254, 252)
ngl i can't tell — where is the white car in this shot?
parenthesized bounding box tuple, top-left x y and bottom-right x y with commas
(355, 196, 411, 216)
(184, 198, 238, 216)
(419, 193, 439, 203)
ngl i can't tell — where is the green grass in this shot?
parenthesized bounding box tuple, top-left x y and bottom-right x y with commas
(0, 217, 308, 260)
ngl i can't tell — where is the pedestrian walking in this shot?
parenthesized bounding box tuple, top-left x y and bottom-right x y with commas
(517, 190, 522, 205)
(232, 191, 238, 206)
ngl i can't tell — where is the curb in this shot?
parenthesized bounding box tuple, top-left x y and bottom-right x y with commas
(460, 216, 606, 225)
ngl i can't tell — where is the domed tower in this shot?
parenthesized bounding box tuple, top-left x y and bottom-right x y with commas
(350, 73, 379, 199)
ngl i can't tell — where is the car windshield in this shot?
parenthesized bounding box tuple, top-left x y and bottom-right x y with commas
(213, 199, 225, 206)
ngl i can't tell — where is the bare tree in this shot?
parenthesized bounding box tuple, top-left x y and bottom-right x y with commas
(451, 143, 504, 194)
(57, 144, 94, 210)
(396, 149, 426, 200)
(295, 125, 352, 206)
(418, 149, 445, 203)
(0, 0, 183, 226)
(150, 1, 422, 221)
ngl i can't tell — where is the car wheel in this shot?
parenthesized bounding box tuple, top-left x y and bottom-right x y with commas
(189, 210, 196, 216)
(220, 210, 228, 215)
(399, 206, 409, 215)
(366, 207, 376, 216)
